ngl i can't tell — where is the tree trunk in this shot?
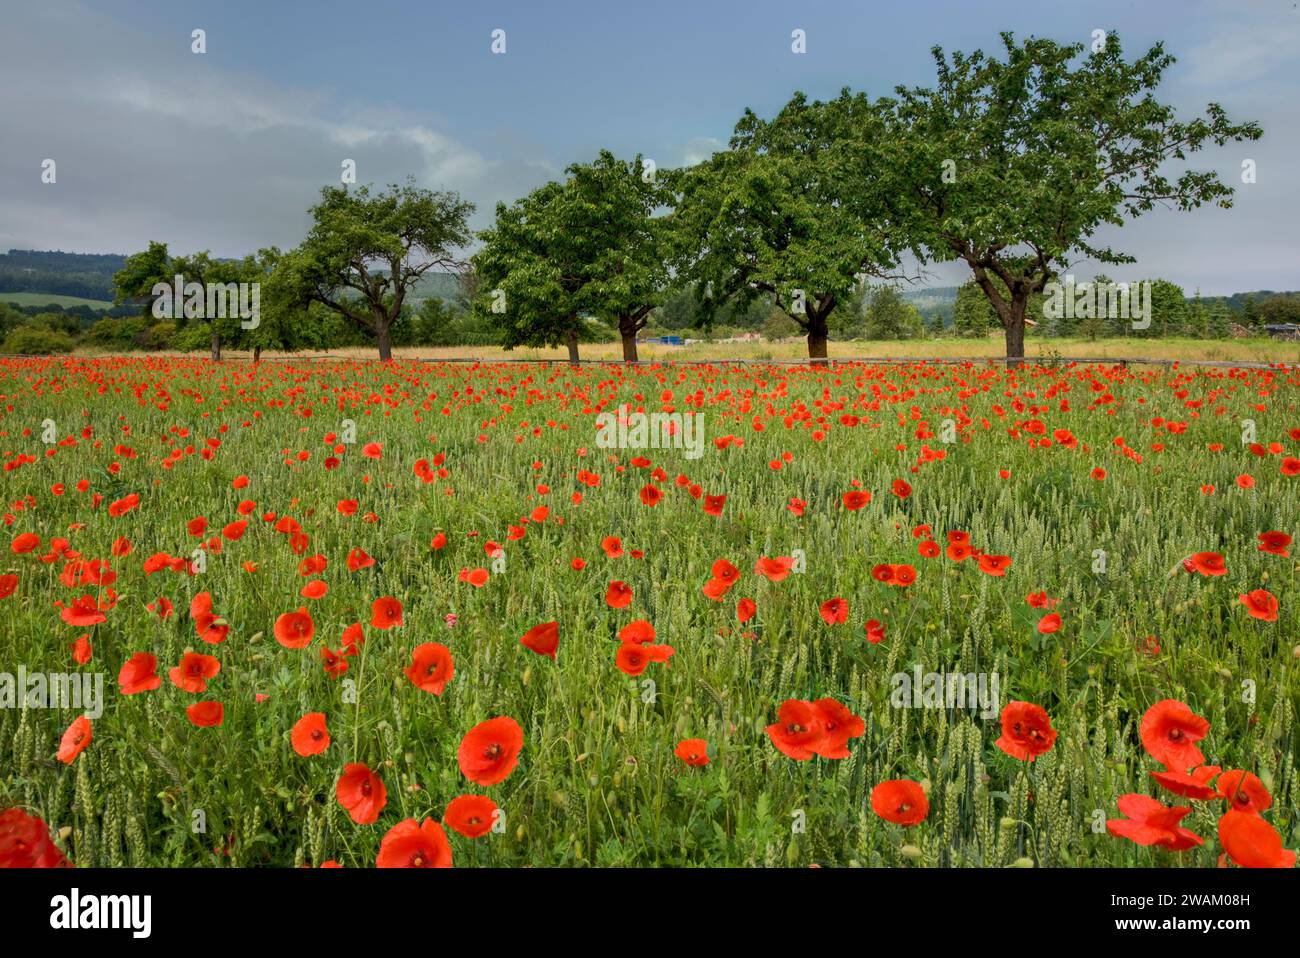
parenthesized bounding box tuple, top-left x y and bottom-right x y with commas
(1003, 294, 1027, 367)
(210, 332, 222, 362)
(806, 313, 829, 364)
(566, 326, 580, 365)
(375, 321, 393, 362)
(619, 318, 639, 363)
(253, 345, 262, 363)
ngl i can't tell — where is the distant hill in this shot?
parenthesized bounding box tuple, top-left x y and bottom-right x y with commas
(3, 250, 1295, 321)
(0, 250, 125, 301)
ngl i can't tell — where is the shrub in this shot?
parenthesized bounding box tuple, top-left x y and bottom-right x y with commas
(1, 326, 75, 354)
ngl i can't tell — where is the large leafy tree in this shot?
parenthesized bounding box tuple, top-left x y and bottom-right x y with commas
(278, 180, 473, 361)
(572, 152, 673, 362)
(473, 151, 670, 363)
(883, 31, 1261, 364)
(673, 90, 909, 362)
(114, 243, 244, 360)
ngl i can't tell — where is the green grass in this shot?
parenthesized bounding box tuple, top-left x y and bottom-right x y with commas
(0, 356, 1296, 868)
(0, 292, 114, 310)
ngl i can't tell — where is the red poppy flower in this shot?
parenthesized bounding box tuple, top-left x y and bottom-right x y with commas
(818, 597, 848, 625)
(842, 490, 872, 510)
(10, 532, 40, 554)
(976, 554, 1012, 576)
(291, 712, 330, 756)
(1218, 810, 1295, 868)
(168, 652, 221, 693)
(765, 699, 823, 761)
(606, 580, 633, 608)
(186, 701, 224, 727)
(810, 698, 864, 759)
(56, 716, 92, 764)
(443, 795, 498, 838)
(1238, 589, 1278, 622)
(736, 598, 756, 623)
(864, 619, 886, 644)
(995, 701, 1057, 761)
(891, 479, 912, 498)
(376, 818, 452, 867)
(274, 607, 315, 649)
(615, 641, 674, 675)
(1106, 794, 1202, 851)
(459, 567, 490, 587)
(1139, 699, 1209, 771)
(60, 595, 106, 627)
(1217, 770, 1272, 815)
(1257, 531, 1292, 557)
(702, 494, 725, 516)
(711, 558, 740, 584)
(1150, 765, 1221, 800)
(675, 738, 709, 767)
(70, 634, 92, 665)
(458, 717, 523, 786)
(336, 763, 387, 824)
(346, 547, 375, 571)
(754, 556, 795, 582)
(617, 619, 656, 644)
(639, 484, 663, 506)
(870, 780, 929, 826)
(118, 652, 161, 695)
(601, 536, 624, 558)
(397, 643, 451, 695)
(519, 621, 559, 659)
(0, 807, 71, 867)
(370, 596, 403, 630)
(1184, 551, 1227, 576)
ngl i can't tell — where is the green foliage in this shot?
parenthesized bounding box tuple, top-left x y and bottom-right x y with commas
(862, 286, 924, 340)
(277, 180, 474, 360)
(1, 325, 75, 354)
(472, 151, 671, 359)
(673, 91, 907, 355)
(883, 31, 1261, 357)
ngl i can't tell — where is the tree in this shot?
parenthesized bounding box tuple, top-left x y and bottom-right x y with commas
(114, 244, 240, 360)
(279, 180, 473, 361)
(884, 32, 1261, 364)
(473, 152, 670, 363)
(953, 280, 999, 337)
(862, 286, 923, 340)
(673, 91, 910, 362)
(570, 152, 673, 362)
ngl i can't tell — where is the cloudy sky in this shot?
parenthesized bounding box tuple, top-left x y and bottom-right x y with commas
(1, 0, 1296, 294)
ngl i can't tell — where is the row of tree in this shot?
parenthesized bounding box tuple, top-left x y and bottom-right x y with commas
(107, 31, 1262, 364)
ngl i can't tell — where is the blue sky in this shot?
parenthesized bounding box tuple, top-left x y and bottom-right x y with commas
(3, 0, 1297, 292)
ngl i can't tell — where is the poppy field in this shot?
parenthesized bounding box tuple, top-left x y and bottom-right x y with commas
(1, 355, 1297, 869)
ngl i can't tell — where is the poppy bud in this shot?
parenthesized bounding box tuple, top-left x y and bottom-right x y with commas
(515, 824, 525, 841)
(1010, 857, 1035, 868)
(1000, 817, 1018, 831)
(522, 666, 531, 686)
(900, 844, 922, 860)
(1215, 666, 1233, 680)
